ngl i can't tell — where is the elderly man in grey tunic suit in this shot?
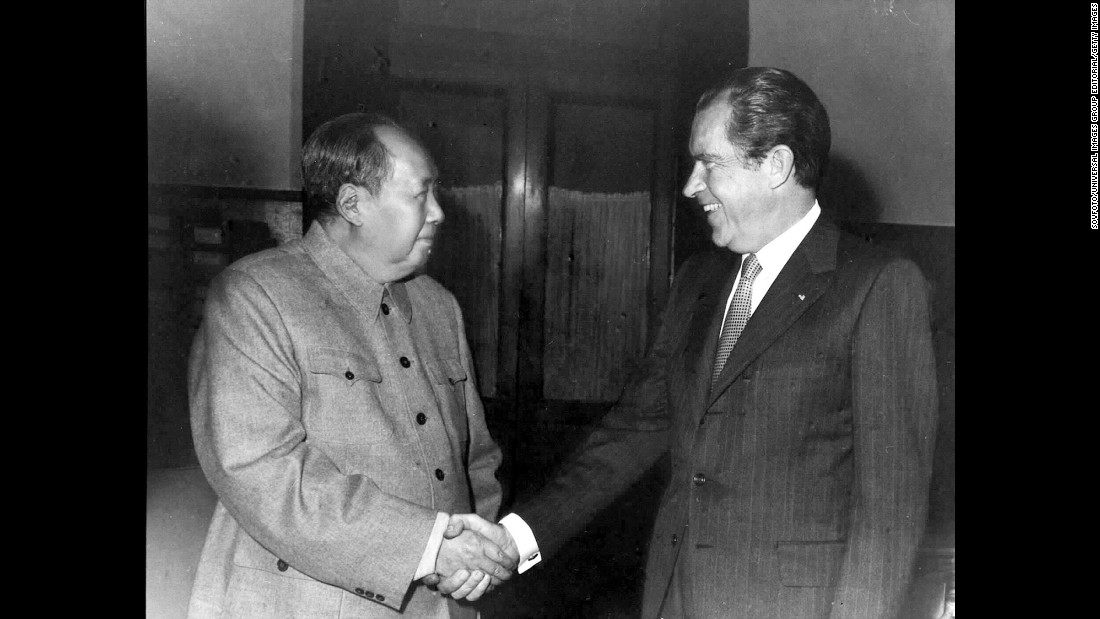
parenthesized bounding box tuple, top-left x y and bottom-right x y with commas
(187, 113, 525, 618)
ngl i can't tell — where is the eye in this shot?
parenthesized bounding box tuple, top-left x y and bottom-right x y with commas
(420, 180, 441, 198)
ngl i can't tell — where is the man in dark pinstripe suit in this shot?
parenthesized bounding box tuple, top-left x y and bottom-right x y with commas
(446, 67, 938, 619)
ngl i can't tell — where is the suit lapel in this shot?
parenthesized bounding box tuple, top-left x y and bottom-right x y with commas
(705, 219, 840, 410)
(690, 260, 741, 371)
(676, 253, 741, 408)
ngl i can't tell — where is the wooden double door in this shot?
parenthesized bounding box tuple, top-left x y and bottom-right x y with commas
(399, 82, 671, 397)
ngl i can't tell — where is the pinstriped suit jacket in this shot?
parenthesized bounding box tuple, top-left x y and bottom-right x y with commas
(518, 218, 937, 619)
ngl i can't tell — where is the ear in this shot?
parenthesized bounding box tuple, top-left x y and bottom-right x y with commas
(334, 183, 366, 225)
(767, 145, 796, 189)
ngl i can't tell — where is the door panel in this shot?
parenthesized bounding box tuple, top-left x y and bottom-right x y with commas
(396, 86, 507, 397)
(543, 101, 654, 401)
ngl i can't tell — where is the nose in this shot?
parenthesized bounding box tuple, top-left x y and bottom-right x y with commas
(682, 162, 705, 198)
(427, 190, 445, 226)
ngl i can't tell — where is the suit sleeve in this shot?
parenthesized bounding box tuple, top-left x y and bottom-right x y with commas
(189, 268, 439, 608)
(452, 298, 504, 522)
(512, 259, 701, 558)
(831, 259, 938, 619)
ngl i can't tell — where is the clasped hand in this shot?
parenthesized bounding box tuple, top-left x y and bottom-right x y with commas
(423, 513, 520, 601)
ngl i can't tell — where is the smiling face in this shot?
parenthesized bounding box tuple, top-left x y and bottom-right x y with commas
(682, 100, 782, 254)
(353, 125, 444, 281)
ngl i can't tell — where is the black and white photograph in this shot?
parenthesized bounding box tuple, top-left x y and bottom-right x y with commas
(147, 1, 955, 617)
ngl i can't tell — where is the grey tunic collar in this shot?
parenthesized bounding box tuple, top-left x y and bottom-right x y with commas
(301, 221, 414, 324)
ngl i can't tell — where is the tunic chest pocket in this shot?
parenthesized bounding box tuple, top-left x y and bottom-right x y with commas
(426, 358, 467, 386)
(426, 358, 468, 422)
(307, 347, 394, 444)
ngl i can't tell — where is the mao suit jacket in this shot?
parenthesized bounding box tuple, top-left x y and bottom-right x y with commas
(517, 217, 938, 619)
(187, 222, 503, 619)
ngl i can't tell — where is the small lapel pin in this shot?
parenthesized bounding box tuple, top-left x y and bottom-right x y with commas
(798, 294, 806, 301)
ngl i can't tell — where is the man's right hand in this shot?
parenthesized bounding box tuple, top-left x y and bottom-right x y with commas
(433, 524, 516, 601)
(432, 514, 520, 598)
(444, 514, 520, 562)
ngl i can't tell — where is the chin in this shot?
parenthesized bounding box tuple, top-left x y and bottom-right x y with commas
(712, 228, 755, 254)
(711, 232, 737, 252)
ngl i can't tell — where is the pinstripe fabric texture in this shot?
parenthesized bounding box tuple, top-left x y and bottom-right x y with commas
(710, 253, 761, 387)
(517, 218, 937, 619)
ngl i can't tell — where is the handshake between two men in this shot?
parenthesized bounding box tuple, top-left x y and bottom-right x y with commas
(424, 513, 521, 601)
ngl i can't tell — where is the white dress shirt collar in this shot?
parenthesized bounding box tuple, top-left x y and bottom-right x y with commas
(724, 201, 821, 322)
(752, 200, 821, 282)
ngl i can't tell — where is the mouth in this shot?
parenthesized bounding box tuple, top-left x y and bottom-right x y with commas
(701, 202, 721, 213)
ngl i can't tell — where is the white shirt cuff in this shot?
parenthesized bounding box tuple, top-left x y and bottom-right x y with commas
(499, 513, 541, 574)
(414, 512, 450, 580)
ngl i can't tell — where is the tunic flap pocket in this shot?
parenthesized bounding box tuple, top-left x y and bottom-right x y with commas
(308, 348, 382, 383)
(775, 540, 845, 588)
(426, 358, 467, 385)
(232, 537, 315, 582)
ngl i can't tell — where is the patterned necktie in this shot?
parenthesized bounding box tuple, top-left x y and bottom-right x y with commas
(711, 253, 762, 387)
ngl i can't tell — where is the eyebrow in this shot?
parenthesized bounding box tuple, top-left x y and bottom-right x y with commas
(423, 167, 440, 187)
(414, 176, 438, 192)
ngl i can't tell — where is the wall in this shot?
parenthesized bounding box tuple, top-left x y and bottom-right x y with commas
(749, 0, 955, 226)
(147, 0, 305, 189)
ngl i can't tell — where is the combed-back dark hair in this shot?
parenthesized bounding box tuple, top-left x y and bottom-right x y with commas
(696, 67, 831, 190)
(301, 112, 403, 223)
